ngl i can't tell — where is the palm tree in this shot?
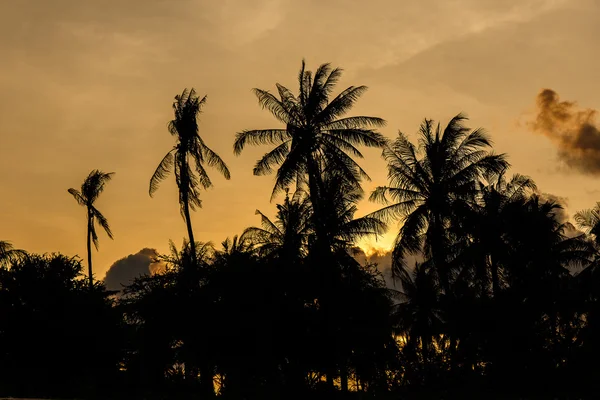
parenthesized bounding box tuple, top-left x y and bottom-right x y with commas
(0, 240, 27, 267)
(150, 88, 231, 260)
(575, 202, 600, 246)
(320, 171, 387, 251)
(240, 192, 312, 260)
(369, 114, 508, 295)
(233, 60, 387, 247)
(461, 170, 537, 297)
(68, 169, 114, 289)
(392, 262, 444, 380)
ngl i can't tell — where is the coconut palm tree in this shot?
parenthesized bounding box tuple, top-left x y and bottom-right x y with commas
(68, 169, 114, 289)
(233, 60, 387, 247)
(460, 171, 537, 297)
(240, 192, 313, 260)
(392, 262, 444, 378)
(0, 240, 26, 267)
(150, 88, 230, 261)
(369, 114, 508, 295)
(575, 202, 600, 246)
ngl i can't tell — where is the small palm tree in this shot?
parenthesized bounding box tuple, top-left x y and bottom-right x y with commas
(240, 192, 312, 259)
(234, 60, 387, 246)
(68, 169, 114, 288)
(369, 114, 508, 294)
(0, 240, 27, 267)
(150, 88, 230, 260)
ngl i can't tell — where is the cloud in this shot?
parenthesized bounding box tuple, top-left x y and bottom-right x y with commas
(538, 192, 583, 238)
(354, 247, 422, 289)
(103, 248, 161, 291)
(530, 89, 600, 175)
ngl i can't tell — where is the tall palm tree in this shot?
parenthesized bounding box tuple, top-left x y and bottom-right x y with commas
(369, 114, 508, 295)
(233, 60, 387, 247)
(150, 88, 231, 260)
(0, 240, 27, 267)
(68, 169, 114, 289)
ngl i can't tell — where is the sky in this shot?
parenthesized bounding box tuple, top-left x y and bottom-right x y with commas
(1, 0, 599, 281)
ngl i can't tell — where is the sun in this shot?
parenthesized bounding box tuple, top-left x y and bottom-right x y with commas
(357, 234, 395, 258)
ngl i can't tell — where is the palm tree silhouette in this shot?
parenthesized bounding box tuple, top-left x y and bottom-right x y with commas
(68, 169, 114, 289)
(369, 114, 507, 295)
(575, 202, 600, 246)
(0, 240, 27, 267)
(465, 171, 537, 297)
(234, 60, 387, 246)
(392, 262, 443, 378)
(241, 192, 312, 260)
(150, 88, 231, 260)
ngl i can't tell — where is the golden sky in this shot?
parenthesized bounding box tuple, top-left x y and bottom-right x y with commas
(1, 0, 599, 279)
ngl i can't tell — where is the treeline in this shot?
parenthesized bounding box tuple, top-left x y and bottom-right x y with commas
(1, 61, 600, 399)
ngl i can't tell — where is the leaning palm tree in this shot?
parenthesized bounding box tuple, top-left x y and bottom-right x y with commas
(0, 240, 27, 267)
(234, 60, 387, 246)
(68, 169, 114, 288)
(369, 114, 508, 294)
(150, 88, 231, 260)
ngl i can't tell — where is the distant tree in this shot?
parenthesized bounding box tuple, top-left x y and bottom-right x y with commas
(150, 88, 230, 262)
(234, 60, 387, 248)
(68, 169, 114, 289)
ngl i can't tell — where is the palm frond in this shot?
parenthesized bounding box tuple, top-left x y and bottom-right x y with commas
(233, 129, 290, 155)
(149, 149, 175, 196)
(92, 207, 114, 240)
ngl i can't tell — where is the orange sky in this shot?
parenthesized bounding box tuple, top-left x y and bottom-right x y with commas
(1, 0, 599, 279)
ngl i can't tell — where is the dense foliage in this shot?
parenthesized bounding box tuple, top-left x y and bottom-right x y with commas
(2, 61, 599, 399)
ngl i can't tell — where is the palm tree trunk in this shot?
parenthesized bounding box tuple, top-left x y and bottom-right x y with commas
(179, 186, 203, 388)
(87, 210, 93, 290)
(183, 198, 197, 261)
(306, 157, 327, 247)
(340, 361, 348, 392)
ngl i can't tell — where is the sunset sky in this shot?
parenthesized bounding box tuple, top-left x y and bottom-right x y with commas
(1, 0, 599, 280)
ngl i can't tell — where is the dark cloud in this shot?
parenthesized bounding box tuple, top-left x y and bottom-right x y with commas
(530, 89, 600, 175)
(103, 248, 161, 291)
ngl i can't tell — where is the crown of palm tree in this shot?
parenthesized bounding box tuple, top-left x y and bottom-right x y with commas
(68, 169, 114, 249)
(150, 88, 231, 214)
(241, 192, 313, 259)
(0, 240, 27, 267)
(369, 114, 508, 284)
(575, 202, 600, 246)
(234, 60, 387, 201)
